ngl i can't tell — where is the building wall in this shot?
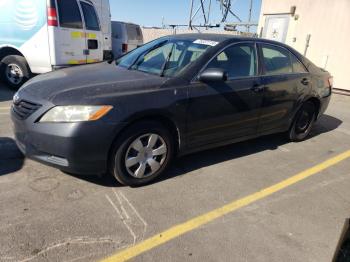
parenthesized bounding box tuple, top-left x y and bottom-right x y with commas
(258, 0, 350, 91)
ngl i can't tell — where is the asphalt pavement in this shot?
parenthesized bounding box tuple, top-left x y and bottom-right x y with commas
(1, 83, 350, 262)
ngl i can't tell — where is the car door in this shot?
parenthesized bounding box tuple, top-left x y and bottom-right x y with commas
(79, 0, 103, 63)
(257, 43, 311, 133)
(187, 42, 264, 148)
(55, 0, 87, 65)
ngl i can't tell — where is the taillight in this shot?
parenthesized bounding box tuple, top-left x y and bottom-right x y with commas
(47, 0, 58, 27)
(328, 76, 334, 88)
(47, 7, 58, 26)
(122, 43, 128, 53)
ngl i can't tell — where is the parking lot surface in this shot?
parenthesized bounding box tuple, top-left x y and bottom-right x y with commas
(1, 83, 350, 262)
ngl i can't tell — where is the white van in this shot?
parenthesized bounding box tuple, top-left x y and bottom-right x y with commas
(111, 21, 144, 58)
(0, 0, 112, 89)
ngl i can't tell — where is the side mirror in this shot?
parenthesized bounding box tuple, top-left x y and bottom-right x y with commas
(199, 68, 228, 83)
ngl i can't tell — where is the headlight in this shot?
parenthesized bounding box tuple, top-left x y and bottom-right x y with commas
(39, 105, 113, 123)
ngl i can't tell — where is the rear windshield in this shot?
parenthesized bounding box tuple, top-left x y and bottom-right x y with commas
(126, 24, 143, 41)
(112, 23, 123, 38)
(80, 2, 100, 31)
(57, 0, 83, 29)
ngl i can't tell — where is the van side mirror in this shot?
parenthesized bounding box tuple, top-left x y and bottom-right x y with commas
(199, 68, 228, 83)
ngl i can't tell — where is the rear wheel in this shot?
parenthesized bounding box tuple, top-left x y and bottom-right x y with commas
(288, 101, 316, 142)
(110, 121, 174, 186)
(0, 55, 31, 90)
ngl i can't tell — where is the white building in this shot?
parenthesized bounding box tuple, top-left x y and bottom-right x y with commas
(258, 0, 350, 92)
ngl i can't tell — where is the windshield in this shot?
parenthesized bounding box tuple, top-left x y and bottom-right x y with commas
(116, 38, 213, 77)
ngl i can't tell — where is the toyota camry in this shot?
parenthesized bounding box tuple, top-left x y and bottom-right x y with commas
(11, 34, 332, 186)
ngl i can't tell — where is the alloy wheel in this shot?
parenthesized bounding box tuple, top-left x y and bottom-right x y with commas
(124, 133, 168, 178)
(5, 63, 24, 85)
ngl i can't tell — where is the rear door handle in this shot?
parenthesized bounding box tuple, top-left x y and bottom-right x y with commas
(301, 78, 309, 85)
(251, 84, 265, 93)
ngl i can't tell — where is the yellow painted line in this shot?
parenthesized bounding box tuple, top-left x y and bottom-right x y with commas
(101, 150, 350, 262)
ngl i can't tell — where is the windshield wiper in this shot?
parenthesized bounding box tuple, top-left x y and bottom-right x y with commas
(129, 40, 168, 70)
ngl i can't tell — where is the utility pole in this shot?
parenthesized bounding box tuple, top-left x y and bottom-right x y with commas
(189, 0, 194, 29)
(248, 0, 253, 32)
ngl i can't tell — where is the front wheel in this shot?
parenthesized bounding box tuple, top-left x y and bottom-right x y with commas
(288, 101, 316, 142)
(110, 121, 174, 186)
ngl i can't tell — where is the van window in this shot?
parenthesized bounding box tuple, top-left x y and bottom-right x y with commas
(57, 0, 83, 29)
(80, 2, 100, 31)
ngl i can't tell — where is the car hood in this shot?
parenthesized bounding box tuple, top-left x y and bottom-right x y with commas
(19, 62, 167, 104)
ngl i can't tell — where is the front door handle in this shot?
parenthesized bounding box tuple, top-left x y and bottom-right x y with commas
(301, 78, 309, 85)
(251, 84, 265, 93)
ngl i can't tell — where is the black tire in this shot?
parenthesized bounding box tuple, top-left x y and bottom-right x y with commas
(288, 101, 316, 142)
(110, 121, 174, 186)
(0, 55, 31, 90)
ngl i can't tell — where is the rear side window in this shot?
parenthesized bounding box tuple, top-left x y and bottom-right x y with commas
(291, 54, 308, 73)
(57, 0, 83, 29)
(80, 2, 100, 31)
(206, 44, 257, 78)
(262, 44, 293, 75)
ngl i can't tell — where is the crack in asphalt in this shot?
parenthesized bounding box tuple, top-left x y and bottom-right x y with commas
(18, 237, 123, 262)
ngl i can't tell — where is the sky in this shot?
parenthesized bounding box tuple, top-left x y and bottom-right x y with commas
(110, 0, 262, 32)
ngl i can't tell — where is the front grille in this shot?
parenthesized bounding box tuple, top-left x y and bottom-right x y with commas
(12, 100, 42, 120)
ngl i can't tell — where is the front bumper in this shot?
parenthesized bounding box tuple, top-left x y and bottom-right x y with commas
(11, 104, 124, 175)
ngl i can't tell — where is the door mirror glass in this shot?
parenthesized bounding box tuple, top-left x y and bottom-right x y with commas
(199, 68, 228, 83)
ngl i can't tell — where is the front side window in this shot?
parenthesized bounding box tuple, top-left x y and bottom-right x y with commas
(206, 44, 257, 78)
(262, 44, 293, 75)
(116, 39, 212, 77)
(80, 2, 100, 31)
(57, 0, 83, 29)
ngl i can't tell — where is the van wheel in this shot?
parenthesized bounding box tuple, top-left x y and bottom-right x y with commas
(0, 55, 31, 90)
(288, 101, 316, 142)
(110, 121, 174, 186)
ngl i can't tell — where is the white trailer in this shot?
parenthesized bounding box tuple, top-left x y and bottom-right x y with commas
(0, 0, 112, 89)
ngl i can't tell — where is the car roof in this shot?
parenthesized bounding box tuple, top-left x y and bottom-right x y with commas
(167, 33, 291, 48)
